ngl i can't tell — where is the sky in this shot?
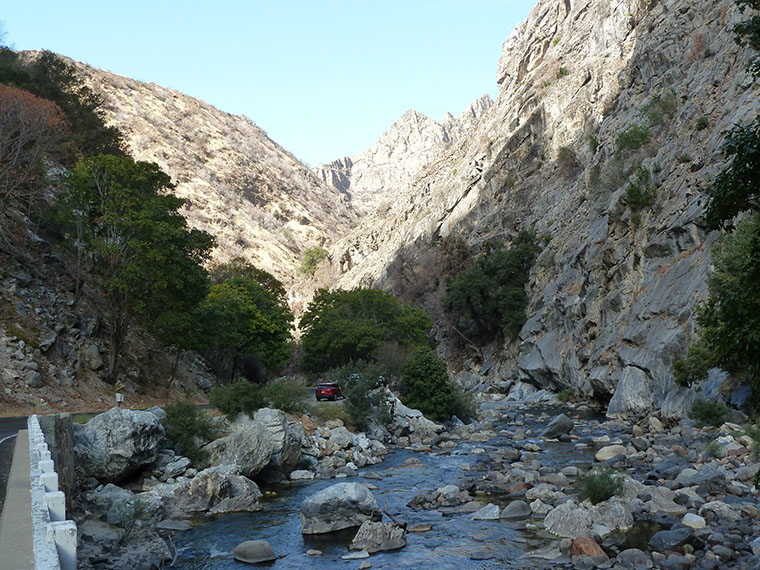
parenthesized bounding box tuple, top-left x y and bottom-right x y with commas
(2, 1, 536, 166)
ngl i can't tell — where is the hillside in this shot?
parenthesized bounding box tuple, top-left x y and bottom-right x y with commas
(71, 61, 358, 285)
(322, 0, 758, 417)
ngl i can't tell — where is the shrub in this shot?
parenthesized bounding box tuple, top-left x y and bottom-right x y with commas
(672, 339, 716, 387)
(401, 347, 464, 422)
(557, 388, 575, 403)
(580, 467, 625, 504)
(641, 89, 677, 126)
(299, 246, 330, 276)
(162, 401, 217, 465)
(209, 380, 266, 418)
(703, 439, 724, 459)
(556, 66, 569, 78)
(262, 378, 307, 414)
(689, 398, 729, 427)
(115, 499, 148, 546)
(557, 146, 579, 176)
(327, 361, 391, 430)
(616, 124, 651, 153)
(308, 402, 353, 426)
(695, 116, 710, 131)
(625, 164, 656, 211)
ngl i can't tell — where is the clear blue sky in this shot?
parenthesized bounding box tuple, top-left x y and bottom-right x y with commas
(2, 1, 535, 166)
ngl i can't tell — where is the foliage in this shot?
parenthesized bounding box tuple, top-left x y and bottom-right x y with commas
(557, 388, 575, 403)
(443, 230, 539, 343)
(641, 90, 677, 127)
(262, 378, 307, 413)
(300, 288, 432, 372)
(162, 401, 217, 464)
(703, 439, 724, 459)
(672, 339, 717, 387)
(436, 234, 472, 276)
(327, 361, 391, 430)
(0, 84, 68, 211)
(704, 117, 760, 230)
(556, 66, 569, 78)
(0, 48, 123, 160)
(63, 154, 214, 380)
(209, 380, 266, 418)
(196, 260, 293, 378)
(308, 402, 353, 426)
(689, 398, 729, 427)
(115, 499, 147, 546)
(734, 0, 760, 76)
(299, 246, 330, 276)
(615, 124, 651, 154)
(695, 116, 710, 131)
(579, 467, 624, 505)
(400, 346, 472, 422)
(625, 164, 656, 212)
(557, 146, 579, 176)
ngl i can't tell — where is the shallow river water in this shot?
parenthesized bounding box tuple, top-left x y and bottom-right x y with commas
(172, 406, 605, 569)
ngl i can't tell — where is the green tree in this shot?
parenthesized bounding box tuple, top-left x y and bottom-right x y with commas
(63, 154, 214, 381)
(299, 246, 330, 276)
(734, 0, 760, 76)
(300, 288, 432, 372)
(195, 263, 293, 379)
(401, 347, 457, 422)
(443, 230, 539, 343)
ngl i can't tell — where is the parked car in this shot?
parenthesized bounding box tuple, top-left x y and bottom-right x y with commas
(315, 382, 344, 401)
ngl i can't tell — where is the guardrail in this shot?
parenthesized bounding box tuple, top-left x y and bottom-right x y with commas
(27, 415, 77, 570)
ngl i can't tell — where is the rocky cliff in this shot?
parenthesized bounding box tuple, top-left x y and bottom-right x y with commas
(72, 62, 358, 285)
(325, 0, 758, 417)
(313, 95, 493, 215)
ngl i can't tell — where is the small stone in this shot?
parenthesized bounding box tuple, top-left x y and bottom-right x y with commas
(595, 445, 627, 462)
(681, 513, 705, 530)
(500, 500, 532, 520)
(472, 503, 501, 520)
(649, 417, 664, 433)
(306, 549, 322, 556)
(571, 536, 606, 558)
(341, 551, 369, 560)
(359, 562, 372, 570)
(632, 425, 644, 437)
(408, 523, 432, 533)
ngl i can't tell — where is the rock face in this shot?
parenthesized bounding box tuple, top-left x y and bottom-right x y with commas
(252, 408, 304, 479)
(324, 0, 759, 418)
(74, 407, 165, 482)
(300, 482, 379, 534)
(71, 59, 357, 285)
(314, 96, 492, 215)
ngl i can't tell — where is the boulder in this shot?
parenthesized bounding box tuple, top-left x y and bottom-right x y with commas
(83, 344, 104, 370)
(595, 445, 628, 462)
(615, 548, 654, 569)
(541, 413, 574, 439)
(681, 513, 706, 530)
(84, 483, 163, 524)
(648, 528, 691, 552)
(500, 500, 532, 520)
(349, 521, 406, 553)
(163, 465, 262, 515)
(253, 408, 304, 477)
(606, 366, 654, 418)
(203, 420, 274, 479)
(571, 536, 606, 558)
(472, 503, 501, 520)
(74, 407, 165, 482)
(329, 426, 354, 448)
(232, 540, 276, 563)
(544, 501, 593, 538)
(300, 482, 379, 534)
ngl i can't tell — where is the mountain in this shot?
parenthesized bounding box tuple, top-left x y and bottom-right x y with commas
(72, 62, 358, 285)
(324, 0, 758, 417)
(313, 95, 492, 215)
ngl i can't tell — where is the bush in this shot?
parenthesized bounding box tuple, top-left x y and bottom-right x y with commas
(299, 246, 330, 276)
(641, 89, 677, 127)
(695, 116, 710, 131)
(163, 401, 217, 464)
(689, 398, 729, 427)
(579, 467, 624, 504)
(209, 380, 266, 418)
(557, 388, 575, 403)
(401, 347, 469, 422)
(556, 66, 569, 78)
(327, 361, 391, 430)
(308, 402, 353, 426)
(672, 339, 716, 387)
(557, 146, 579, 176)
(616, 124, 651, 153)
(115, 499, 148, 546)
(262, 378, 307, 414)
(625, 164, 656, 211)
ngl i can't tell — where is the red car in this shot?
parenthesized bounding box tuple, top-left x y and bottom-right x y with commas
(315, 382, 344, 401)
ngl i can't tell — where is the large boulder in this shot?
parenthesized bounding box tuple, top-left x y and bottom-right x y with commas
(300, 482, 379, 534)
(203, 419, 275, 479)
(349, 521, 406, 553)
(232, 540, 276, 563)
(159, 465, 262, 516)
(253, 408, 305, 477)
(606, 366, 654, 418)
(74, 407, 165, 482)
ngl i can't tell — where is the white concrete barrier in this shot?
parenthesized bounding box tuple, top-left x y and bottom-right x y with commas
(28, 415, 77, 569)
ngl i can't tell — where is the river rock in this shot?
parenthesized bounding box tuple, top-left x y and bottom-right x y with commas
(203, 419, 275, 479)
(349, 521, 406, 553)
(472, 503, 501, 520)
(329, 426, 354, 448)
(698, 500, 741, 522)
(648, 527, 691, 552)
(571, 536, 606, 558)
(500, 500, 532, 520)
(164, 464, 262, 515)
(300, 482, 379, 534)
(681, 513, 706, 529)
(541, 413, 574, 439)
(615, 548, 654, 568)
(595, 445, 628, 462)
(232, 540, 276, 563)
(74, 407, 165, 482)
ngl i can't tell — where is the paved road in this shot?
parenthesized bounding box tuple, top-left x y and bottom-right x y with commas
(0, 416, 28, 518)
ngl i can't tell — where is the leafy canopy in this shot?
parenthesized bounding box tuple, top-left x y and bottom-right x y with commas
(300, 287, 432, 372)
(443, 230, 539, 342)
(401, 347, 458, 422)
(299, 246, 330, 276)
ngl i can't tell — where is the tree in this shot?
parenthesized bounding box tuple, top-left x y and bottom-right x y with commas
(0, 84, 68, 212)
(400, 347, 457, 422)
(734, 0, 760, 76)
(443, 230, 539, 343)
(64, 154, 214, 381)
(299, 246, 330, 276)
(195, 262, 293, 379)
(300, 288, 432, 372)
